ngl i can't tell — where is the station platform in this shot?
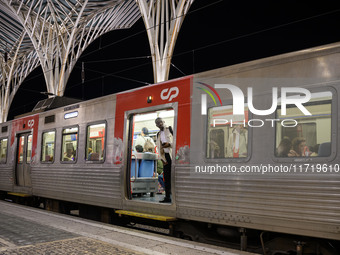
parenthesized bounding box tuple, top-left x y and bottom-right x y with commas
(0, 200, 257, 255)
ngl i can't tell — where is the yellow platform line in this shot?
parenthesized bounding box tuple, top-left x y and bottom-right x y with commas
(7, 192, 32, 197)
(115, 210, 176, 222)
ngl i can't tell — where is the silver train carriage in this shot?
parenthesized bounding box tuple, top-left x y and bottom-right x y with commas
(0, 42, 340, 253)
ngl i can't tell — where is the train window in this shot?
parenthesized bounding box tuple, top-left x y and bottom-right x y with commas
(26, 135, 32, 163)
(41, 131, 55, 162)
(207, 105, 249, 159)
(61, 127, 78, 162)
(0, 138, 8, 163)
(275, 91, 332, 157)
(18, 135, 24, 163)
(85, 123, 106, 162)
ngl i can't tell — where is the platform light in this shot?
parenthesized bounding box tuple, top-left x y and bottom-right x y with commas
(158, 110, 174, 118)
(134, 112, 157, 122)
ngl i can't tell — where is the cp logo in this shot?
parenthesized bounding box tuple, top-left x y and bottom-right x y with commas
(160, 87, 179, 102)
(28, 119, 34, 128)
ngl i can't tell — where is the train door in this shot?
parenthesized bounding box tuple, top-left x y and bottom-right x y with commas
(114, 76, 191, 208)
(15, 133, 32, 187)
(127, 108, 174, 203)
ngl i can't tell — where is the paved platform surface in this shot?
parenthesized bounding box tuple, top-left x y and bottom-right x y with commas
(0, 201, 257, 255)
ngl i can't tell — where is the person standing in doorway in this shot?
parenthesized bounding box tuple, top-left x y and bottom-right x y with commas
(155, 117, 173, 203)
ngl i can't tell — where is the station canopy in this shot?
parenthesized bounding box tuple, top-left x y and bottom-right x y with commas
(0, 0, 194, 123)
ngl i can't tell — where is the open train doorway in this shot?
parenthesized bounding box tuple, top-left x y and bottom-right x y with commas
(127, 108, 174, 203)
(15, 133, 32, 187)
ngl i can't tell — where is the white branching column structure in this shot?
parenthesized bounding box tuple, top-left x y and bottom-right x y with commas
(0, 0, 140, 122)
(0, 1, 40, 123)
(136, 0, 194, 83)
(7, 0, 138, 97)
(0, 44, 40, 122)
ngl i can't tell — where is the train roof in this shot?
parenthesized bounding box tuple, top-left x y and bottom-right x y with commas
(194, 42, 340, 80)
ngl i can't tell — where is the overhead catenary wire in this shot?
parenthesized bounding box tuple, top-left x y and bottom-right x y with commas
(83, 55, 151, 64)
(171, 63, 186, 76)
(70, 64, 150, 88)
(59, 7, 340, 68)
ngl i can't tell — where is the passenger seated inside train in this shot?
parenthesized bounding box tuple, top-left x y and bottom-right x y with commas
(63, 143, 75, 161)
(275, 90, 332, 158)
(309, 144, 320, 157)
(317, 142, 331, 157)
(286, 137, 327, 157)
(45, 155, 54, 162)
(89, 152, 99, 161)
(135, 145, 144, 153)
(288, 137, 312, 157)
(87, 148, 93, 160)
(277, 136, 331, 158)
(276, 138, 292, 157)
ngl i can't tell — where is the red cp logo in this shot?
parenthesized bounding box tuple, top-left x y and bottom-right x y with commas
(28, 119, 34, 128)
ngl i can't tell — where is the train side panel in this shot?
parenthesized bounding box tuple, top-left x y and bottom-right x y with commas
(177, 43, 340, 240)
(32, 95, 121, 208)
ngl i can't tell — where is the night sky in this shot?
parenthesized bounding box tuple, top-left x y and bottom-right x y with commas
(8, 0, 340, 120)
